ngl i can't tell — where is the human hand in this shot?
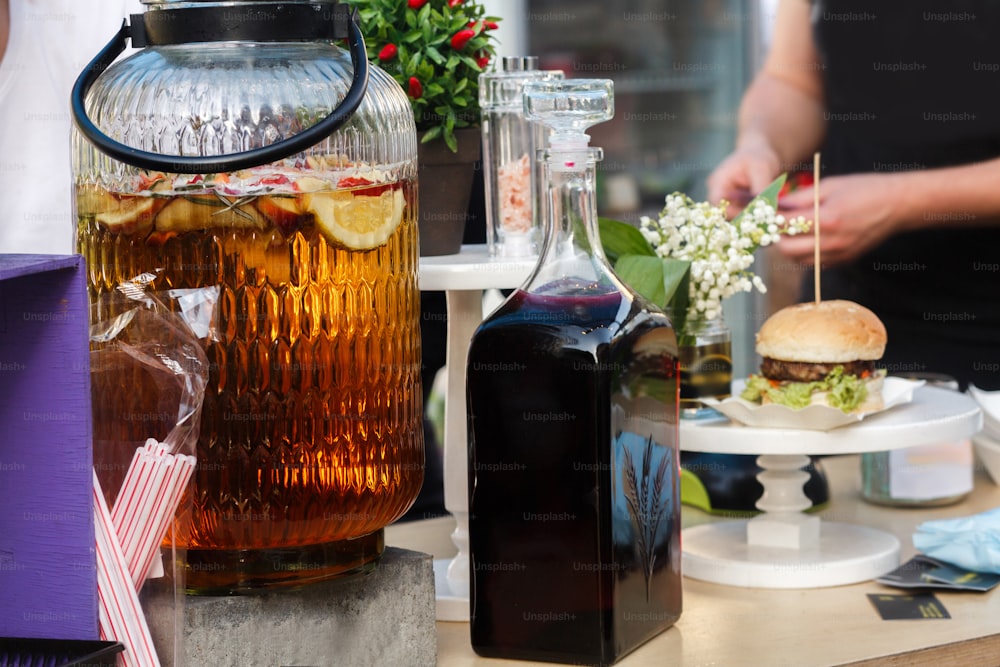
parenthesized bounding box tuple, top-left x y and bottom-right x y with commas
(774, 172, 904, 266)
(706, 143, 783, 218)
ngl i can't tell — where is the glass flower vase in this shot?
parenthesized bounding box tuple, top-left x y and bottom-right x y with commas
(678, 315, 733, 419)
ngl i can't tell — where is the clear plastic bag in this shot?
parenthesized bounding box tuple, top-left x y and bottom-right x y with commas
(89, 273, 211, 667)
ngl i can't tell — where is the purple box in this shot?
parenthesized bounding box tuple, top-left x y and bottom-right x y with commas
(0, 254, 97, 640)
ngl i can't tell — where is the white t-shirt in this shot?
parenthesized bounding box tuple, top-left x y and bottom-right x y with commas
(0, 0, 142, 254)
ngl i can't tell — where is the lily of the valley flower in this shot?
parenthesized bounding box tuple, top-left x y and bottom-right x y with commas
(639, 194, 811, 321)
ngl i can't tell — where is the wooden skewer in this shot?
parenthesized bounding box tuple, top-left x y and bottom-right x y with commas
(813, 152, 821, 304)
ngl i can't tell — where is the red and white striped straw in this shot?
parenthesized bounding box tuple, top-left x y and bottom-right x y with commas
(111, 439, 196, 588)
(94, 438, 196, 666)
(93, 472, 161, 667)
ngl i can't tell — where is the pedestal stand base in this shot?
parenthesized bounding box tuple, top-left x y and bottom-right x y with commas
(434, 557, 469, 621)
(683, 521, 900, 588)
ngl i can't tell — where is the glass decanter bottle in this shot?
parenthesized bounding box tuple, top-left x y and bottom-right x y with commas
(466, 79, 682, 665)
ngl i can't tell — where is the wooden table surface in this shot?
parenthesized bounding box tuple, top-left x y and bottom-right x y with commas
(387, 453, 1000, 666)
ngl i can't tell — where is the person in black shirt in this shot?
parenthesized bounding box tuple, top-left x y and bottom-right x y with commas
(708, 0, 1000, 390)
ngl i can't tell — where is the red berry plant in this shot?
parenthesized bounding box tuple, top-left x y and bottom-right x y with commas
(345, 0, 501, 152)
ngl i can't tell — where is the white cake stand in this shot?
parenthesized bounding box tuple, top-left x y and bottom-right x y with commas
(680, 386, 982, 589)
(418, 244, 536, 620)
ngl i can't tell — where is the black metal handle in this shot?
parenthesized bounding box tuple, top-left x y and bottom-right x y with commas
(70, 13, 369, 174)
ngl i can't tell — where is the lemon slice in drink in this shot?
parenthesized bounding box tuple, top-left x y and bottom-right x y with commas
(304, 187, 405, 250)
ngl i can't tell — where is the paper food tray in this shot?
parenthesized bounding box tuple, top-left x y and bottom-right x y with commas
(700, 377, 925, 431)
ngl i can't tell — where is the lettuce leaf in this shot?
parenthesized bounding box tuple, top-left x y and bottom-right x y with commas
(740, 366, 872, 413)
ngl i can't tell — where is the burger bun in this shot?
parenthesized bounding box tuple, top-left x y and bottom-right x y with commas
(755, 299, 887, 363)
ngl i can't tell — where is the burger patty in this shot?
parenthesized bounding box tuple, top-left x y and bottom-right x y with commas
(760, 358, 876, 383)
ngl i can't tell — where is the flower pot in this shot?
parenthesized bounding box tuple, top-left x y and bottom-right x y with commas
(418, 127, 482, 256)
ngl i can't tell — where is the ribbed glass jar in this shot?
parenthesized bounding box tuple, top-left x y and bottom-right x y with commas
(73, 0, 423, 593)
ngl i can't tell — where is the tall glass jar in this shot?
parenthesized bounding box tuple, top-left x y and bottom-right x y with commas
(72, 1, 424, 593)
(480, 56, 562, 258)
(678, 315, 733, 418)
(467, 79, 681, 665)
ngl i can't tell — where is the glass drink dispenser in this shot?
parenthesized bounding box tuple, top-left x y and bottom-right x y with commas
(72, 0, 424, 594)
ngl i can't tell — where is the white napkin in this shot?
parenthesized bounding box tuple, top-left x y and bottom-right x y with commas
(968, 385, 1000, 439)
(913, 506, 1000, 575)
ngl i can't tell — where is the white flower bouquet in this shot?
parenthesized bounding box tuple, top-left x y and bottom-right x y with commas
(600, 174, 811, 340)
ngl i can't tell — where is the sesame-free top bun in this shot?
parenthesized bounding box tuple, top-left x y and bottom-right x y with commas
(755, 300, 887, 363)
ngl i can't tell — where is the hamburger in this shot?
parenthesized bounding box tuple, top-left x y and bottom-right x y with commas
(740, 299, 887, 413)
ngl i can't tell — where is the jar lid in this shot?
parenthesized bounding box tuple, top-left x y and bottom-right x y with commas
(501, 56, 540, 72)
(132, 2, 349, 46)
(479, 65, 563, 111)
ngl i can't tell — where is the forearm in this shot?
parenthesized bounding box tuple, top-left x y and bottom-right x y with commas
(735, 73, 826, 173)
(893, 157, 1000, 231)
(733, 0, 826, 171)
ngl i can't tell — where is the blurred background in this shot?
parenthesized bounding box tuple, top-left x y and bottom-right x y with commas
(482, 0, 781, 378)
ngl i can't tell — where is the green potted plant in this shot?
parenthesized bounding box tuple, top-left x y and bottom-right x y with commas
(345, 0, 501, 152)
(344, 0, 501, 255)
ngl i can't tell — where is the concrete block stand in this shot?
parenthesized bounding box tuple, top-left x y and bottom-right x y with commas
(148, 547, 436, 667)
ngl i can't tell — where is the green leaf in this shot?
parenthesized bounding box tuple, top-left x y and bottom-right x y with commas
(416, 60, 434, 79)
(614, 255, 691, 332)
(615, 256, 666, 307)
(444, 129, 458, 153)
(425, 45, 445, 65)
(598, 217, 655, 263)
(421, 126, 443, 143)
(407, 50, 422, 72)
(401, 29, 423, 44)
(756, 172, 787, 207)
(660, 258, 692, 335)
(732, 173, 787, 227)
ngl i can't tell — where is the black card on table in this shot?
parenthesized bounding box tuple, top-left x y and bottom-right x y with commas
(867, 593, 951, 620)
